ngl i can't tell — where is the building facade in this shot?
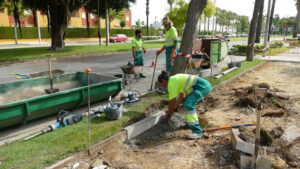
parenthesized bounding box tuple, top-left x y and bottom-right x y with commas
(0, 7, 132, 29)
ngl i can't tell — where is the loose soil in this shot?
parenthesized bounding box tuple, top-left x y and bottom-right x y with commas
(0, 81, 81, 105)
(64, 62, 300, 169)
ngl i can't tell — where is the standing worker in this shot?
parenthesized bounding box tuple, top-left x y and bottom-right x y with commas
(158, 71, 211, 139)
(156, 16, 178, 73)
(132, 29, 147, 78)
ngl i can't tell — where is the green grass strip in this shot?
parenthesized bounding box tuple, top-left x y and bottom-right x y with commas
(0, 41, 164, 62)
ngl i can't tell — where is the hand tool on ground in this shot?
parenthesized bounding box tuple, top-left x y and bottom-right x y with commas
(203, 124, 256, 132)
(10, 73, 30, 79)
(86, 68, 92, 155)
(45, 58, 59, 94)
(24, 110, 82, 141)
(120, 90, 140, 104)
(149, 54, 159, 91)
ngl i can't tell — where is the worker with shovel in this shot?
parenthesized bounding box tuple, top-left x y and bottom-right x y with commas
(158, 71, 211, 139)
(156, 16, 178, 73)
(132, 29, 147, 78)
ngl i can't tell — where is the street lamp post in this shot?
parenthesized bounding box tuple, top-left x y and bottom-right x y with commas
(146, 0, 149, 36)
(155, 16, 158, 36)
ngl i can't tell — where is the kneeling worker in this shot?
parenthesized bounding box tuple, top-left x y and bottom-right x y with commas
(158, 71, 211, 139)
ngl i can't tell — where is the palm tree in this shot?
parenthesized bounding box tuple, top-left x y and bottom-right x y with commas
(255, 0, 264, 43)
(247, 0, 262, 61)
(171, 0, 207, 75)
(168, 0, 175, 10)
(293, 0, 300, 38)
(268, 0, 276, 41)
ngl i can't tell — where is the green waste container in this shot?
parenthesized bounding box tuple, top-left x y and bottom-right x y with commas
(201, 39, 228, 66)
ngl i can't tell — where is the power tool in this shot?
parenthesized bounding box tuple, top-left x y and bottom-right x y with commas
(24, 110, 82, 141)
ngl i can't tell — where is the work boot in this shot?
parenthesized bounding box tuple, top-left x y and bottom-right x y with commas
(140, 73, 146, 78)
(186, 133, 202, 140)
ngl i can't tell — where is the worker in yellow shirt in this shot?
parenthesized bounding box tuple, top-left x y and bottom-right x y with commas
(158, 71, 211, 139)
(156, 16, 178, 73)
(132, 29, 147, 78)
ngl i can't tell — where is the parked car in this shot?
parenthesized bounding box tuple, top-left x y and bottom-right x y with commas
(215, 34, 224, 39)
(109, 34, 128, 43)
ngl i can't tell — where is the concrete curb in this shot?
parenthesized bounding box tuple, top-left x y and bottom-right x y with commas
(125, 111, 165, 140)
(212, 60, 268, 92)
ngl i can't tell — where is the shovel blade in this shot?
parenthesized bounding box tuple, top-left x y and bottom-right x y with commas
(45, 88, 59, 94)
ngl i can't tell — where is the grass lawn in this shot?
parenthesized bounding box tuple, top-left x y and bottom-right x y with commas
(229, 35, 289, 42)
(205, 59, 264, 86)
(0, 59, 265, 169)
(0, 41, 164, 62)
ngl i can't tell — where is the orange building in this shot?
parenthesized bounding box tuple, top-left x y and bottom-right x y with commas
(0, 7, 132, 29)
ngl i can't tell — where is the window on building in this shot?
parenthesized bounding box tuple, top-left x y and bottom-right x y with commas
(90, 14, 95, 19)
(0, 8, 5, 14)
(82, 13, 86, 18)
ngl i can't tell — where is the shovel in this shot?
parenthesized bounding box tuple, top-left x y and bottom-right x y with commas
(149, 54, 159, 91)
(45, 58, 59, 94)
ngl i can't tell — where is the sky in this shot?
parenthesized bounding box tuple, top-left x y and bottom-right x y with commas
(130, 0, 297, 26)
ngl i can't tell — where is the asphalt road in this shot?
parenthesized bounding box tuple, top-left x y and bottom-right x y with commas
(0, 49, 165, 84)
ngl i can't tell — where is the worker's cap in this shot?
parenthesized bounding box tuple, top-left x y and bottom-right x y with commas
(162, 16, 172, 24)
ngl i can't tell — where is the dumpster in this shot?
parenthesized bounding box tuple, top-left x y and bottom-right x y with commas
(201, 39, 228, 66)
(0, 72, 122, 129)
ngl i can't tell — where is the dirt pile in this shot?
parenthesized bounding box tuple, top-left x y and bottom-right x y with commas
(233, 83, 289, 117)
(144, 100, 168, 117)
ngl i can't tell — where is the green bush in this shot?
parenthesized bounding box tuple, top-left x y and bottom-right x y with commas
(230, 44, 265, 55)
(254, 44, 264, 51)
(230, 44, 247, 55)
(0, 27, 157, 39)
(269, 41, 283, 48)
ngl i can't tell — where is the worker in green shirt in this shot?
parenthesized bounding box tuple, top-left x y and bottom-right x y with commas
(156, 16, 178, 73)
(132, 29, 147, 78)
(158, 71, 211, 139)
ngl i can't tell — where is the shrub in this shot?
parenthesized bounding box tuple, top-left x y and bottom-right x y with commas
(269, 41, 283, 48)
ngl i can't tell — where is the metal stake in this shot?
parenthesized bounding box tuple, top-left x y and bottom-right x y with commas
(86, 68, 91, 155)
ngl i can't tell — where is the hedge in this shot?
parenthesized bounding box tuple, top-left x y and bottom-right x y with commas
(0, 27, 157, 39)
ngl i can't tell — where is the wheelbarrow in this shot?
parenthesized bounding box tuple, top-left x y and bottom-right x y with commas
(120, 64, 143, 85)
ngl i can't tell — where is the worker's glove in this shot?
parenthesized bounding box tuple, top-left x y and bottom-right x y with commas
(161, 114, 172, 122)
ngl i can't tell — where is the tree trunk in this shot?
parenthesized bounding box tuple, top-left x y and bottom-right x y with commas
(86, 10, 90, 37)
(97, 0, 101, 46)
(204, 16, 206, 34)
(293, 5, 300, 38)
(49, 2, 70, 50)
(171, 0, 207, 75)
(207, 17, 210, 34)
(255, 0, 264, 43)
(105, 0, 110, 46)
(247, 0, 261, 61)
(268, 0, 276, 41)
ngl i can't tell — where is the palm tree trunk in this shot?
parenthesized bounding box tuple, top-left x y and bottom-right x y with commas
(255, 0, 264, 43)
(171, 0, 207, 75)
(247, 0, 262, 61)
(293, 4, 300, 38)
(268, 0, 276, 41)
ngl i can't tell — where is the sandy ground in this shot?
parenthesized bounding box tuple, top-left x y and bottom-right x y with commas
(0, 81, 81, 105)
(61, 61, 300, 169)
